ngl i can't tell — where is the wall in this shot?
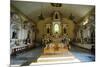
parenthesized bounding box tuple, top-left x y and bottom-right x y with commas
(10, 7, 35, 52)
(75, 9, 95, 50)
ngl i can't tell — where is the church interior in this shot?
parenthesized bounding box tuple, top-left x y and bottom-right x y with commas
(10, 1, 95, 66)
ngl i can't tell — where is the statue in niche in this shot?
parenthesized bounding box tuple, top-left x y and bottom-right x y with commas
(26, 31, 30, 43)
(63, 28, 66, 33)
(53, 11, 60, 20)
(55, 13, 58, 19)
(54, 24, 59, 34)
(23, 39, 27, 44)
(15, 41, 19, 46)
(12, 31, 17, 39)
(11, 12, 21, 23)
(46, 24, 51, 34)
(47, 28, 50, 33)
(80, 30, 83, 43)
(27, 38, 30, 43)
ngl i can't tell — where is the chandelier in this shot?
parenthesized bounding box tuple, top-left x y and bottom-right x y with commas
(51, 3, 62, 7)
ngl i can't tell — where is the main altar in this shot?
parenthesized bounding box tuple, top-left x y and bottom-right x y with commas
(30, 11, 78, 65)
(42, 11, 71, 54)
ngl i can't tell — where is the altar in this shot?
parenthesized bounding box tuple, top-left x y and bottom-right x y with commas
(42, 11, 71, 54)
(44, 43, 68, 54)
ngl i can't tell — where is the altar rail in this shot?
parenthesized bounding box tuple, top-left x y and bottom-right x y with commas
(11, 44, 34, 56)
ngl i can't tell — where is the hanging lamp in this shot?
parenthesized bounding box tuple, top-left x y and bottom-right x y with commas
(38, 4, 44, 20)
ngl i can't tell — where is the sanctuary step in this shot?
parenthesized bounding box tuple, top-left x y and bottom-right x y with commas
(30, 51, 80, 65)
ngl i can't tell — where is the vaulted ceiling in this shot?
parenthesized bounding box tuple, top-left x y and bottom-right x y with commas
(11, 1, 94, 22)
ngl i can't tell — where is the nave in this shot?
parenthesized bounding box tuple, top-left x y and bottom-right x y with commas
(10, 1, 95, 66)
(11, 44, 95, 66)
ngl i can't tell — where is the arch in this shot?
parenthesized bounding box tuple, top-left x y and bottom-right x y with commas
(53, 11, 60, 20)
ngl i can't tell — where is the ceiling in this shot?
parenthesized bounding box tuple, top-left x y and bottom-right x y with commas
(11, 1, 94, 22)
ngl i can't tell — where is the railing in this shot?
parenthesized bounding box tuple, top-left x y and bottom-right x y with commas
(11, 44, 34, 56)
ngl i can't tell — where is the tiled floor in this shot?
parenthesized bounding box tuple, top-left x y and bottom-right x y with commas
(70, 45, 95, 62)
(10, 47, 44, 66)
(10, 45, 95, 66)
